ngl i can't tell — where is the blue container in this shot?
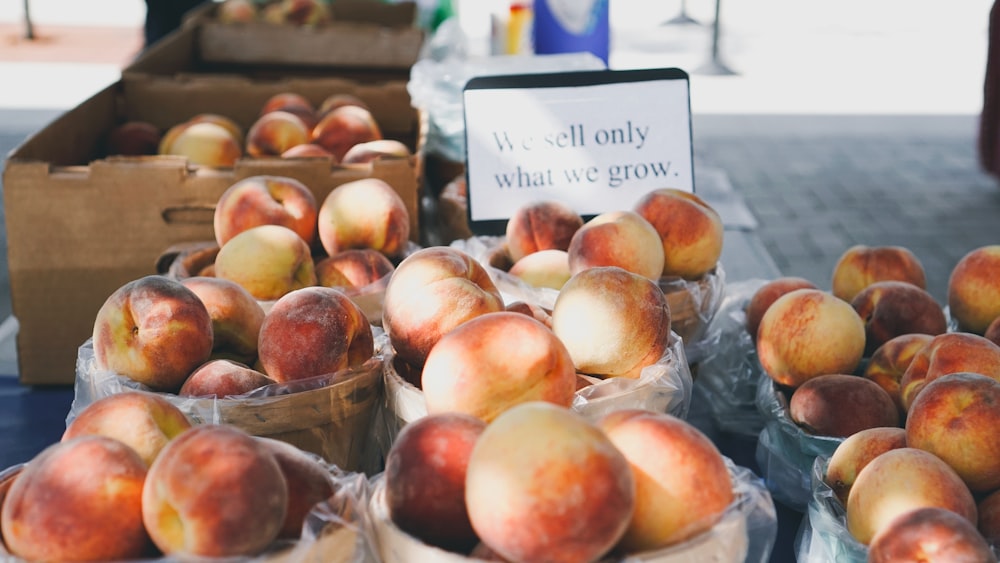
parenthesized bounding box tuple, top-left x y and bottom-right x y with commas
(532, 0, 610, 65)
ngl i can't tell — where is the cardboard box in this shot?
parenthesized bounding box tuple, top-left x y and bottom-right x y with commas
(190, 0, 425, 71)
(3, 75, 423, 385)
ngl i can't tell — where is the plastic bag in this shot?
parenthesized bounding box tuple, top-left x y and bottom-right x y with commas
(794, 456, 867, 563)
(72, 335, 387, 475)
(366, 456, 776, 563)
(753, 377, 844, 512)
(693, 278, 770, 437)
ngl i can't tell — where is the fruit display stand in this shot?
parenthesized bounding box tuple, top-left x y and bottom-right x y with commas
(2, 77, 422, 386)
(367, 458, 776, 562)
(72, 339, 385, 474)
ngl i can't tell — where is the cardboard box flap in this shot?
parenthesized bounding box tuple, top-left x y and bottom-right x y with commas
(9, 83, 119, 166)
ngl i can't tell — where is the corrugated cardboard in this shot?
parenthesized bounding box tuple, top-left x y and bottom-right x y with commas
(4, 75, 424, 385)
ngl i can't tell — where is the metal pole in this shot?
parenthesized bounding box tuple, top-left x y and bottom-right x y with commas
(23, 0, 35, 40)
(663, 0, 700, 26)
(694, 0, 736, 75)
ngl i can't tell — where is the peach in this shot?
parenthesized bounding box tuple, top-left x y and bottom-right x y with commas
(978, 488, 1000, 545)
(105, 120, 162, 156)
(340, 139, 411, 164)
(986, 315, 1000, 347)
(382, 246, 504, 368)
(245, 110, 311, 158)
(384, 413, 486, 553)
(214, 224, 318, 301)
(217, 0, 258, 23)
(1, 436, 151, 561)
(280, 0, 331, 26)
(142, 425, 288, 558)
(898, 331, 1000, 412)
(863, 333, 934, 417)
(789, 373, 900, 437)
(92, 275, 214, 392)
(422, 311, 578, 423)
(315, 248, 395, 289)
(756, 288, 866, 388)
(281, 142, 336, 161)
(850, 280, 947, 355)
(505, 300, 553, 328)
(260, 92, 318, 130)
(465, 402, 634, 562)
(181, 276, 267, 362)
(868, 507, 997, 563)
(831, 244, 927, 303)
(906, 371, 1000, 493)
(551, 266, 671, 379)
(824, 426, 908, 506)
(317, 178, 410, 259)
(566, 210, 665, 281)
(178, 359, 274, 397)
(633, 187, 725, 280)
(256, 437, 336, 540)
(504, 199, 584, 263)
(317, 92, 369, 118)
(257, 286, 374, 383)
(846, 447, 977, 545)
(597, 409, 734, 551)
(310, 104, 382, 162)
(948, 245, 1000, 334)
(213, 174, 319, 247)
(745, 276, 818, 343)
(62, 390, 193, 467)
(507, 248, 572, 290)
(188, 113, 245, 147)
(164, 121, 242, 167)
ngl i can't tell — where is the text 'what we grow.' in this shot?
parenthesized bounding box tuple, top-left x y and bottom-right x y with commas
(490, 120, 679, 189)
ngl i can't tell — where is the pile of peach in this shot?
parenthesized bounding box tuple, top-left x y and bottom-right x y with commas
(217, 0, 335, 27)
(105, 91, 410, 168)
(744, 243, 1000, 557)
(0, 391, 344, 560)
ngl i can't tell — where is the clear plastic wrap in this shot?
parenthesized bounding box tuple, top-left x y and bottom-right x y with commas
(366, 456, 776, 563)
(753, 376, 844, 512)
(373, 331, 693, 465)
(794, 456, 867, 563)
(693, 279, 770, 437)
(72, 336, 387, 475)
(449, 236, 726, 365)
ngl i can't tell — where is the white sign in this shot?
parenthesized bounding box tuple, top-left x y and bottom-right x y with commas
(463, 68, 692, 235)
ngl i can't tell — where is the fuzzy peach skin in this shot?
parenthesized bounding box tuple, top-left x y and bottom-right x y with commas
(422, 311, 578, 423)
(385, 413, 487, 553)
(868, 507, 997, 563)
(598, 409, 734, 552)
(142, 425, 288, 558)
(62, 390, 192, 467)
(948, 245, 1000, 334)
(850, 280, 947, 355)
(978, 487, 1000, 545)
(245, 110, 311, 158)
(755, 288, 866, 388)
(846, 447, 977, 545)
(465, 402, 635, 563)
(255, 437, 336, 540)
(633, 187, 725, 280)
(163, 121, 243, 168)
(566, 210, 665, 281)
(906, 372, 1000, 493)
(181, 276, 267, 362)
(317, 93, 369, 118)
(551, 266, 671, 379)
(213, 175, 319, 247)
(178, 359, 274, 397)
(214, 224, 318, 301)
(106, 120, 162, 156)
(830, 244, 927, 303)
(504, 199, 584, 263)
(789, 373, 900, 437)
(92, 275, 214, 392)
(315, 248, 395, 290)
(257, 286, 374, 383)
(745, 276, 818, 343)
(340, 139, 411, 164)
(382, 246, 505, 368)
(159, 114, 244, 155)
(898, 331, 1000, 412)
(310, 104, 383, 162)
(824, 426, 908, 506)
(1, 436, 152, 561)
(507, 248, 572, 290)
(260, 92, 318, 130)
(317, 177, 410, 259)
(281, 142, 336, 161)
(862, 333, 934, 417)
